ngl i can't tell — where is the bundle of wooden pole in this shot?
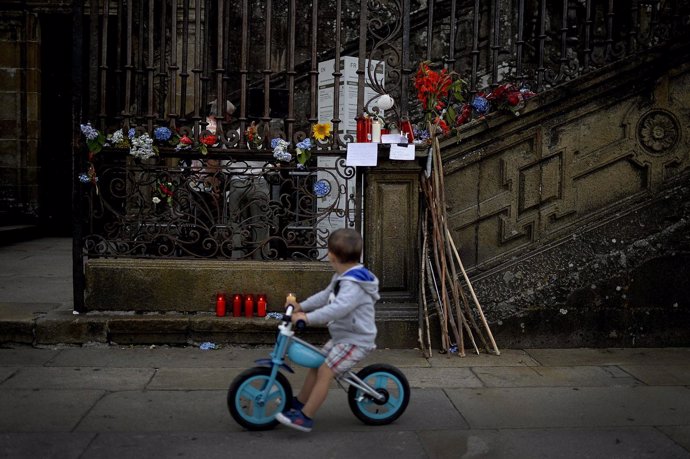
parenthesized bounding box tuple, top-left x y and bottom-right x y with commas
(418, 129, 500, 357)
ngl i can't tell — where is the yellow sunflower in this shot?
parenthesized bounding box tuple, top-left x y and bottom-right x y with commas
(312, 123, 332, 140)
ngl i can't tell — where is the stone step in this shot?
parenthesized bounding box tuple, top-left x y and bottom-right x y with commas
(0, 307, 420, 349)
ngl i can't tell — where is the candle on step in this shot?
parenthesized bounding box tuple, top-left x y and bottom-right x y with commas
(257, 294, 267, 317)
(232, 294, 242, 317)
(244, 294, 254, 317)
(215, 293, 226, 317)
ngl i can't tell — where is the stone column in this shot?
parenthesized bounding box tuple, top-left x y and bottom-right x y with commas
(364, 152, 423, 316)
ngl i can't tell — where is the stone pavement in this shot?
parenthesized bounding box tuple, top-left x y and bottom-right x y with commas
(1, 345, 689, 458)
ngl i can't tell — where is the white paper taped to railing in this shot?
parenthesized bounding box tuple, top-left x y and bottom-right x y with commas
(389, 144, 415, 160)
(346, 143, 378, 166)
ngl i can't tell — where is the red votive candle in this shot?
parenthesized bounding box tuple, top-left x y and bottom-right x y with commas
(232, 294, 242, 317)
(215, 293, 226, 317)
(356, 115, 372, 143)
(244, 294, 254, 317)
(257, 294, 267, 317)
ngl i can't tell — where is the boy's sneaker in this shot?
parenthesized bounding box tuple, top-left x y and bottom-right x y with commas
(290, 397, 304, 411)
(275, 409, 313, 432)
(281, 397, 304, 414)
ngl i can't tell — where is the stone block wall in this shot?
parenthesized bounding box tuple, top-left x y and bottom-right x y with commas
(439, 42, 690, 347)
(0, 10, 40, 225)
(84, 259, 335, 314)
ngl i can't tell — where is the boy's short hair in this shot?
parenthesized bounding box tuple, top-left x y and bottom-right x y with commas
(328, 228, 362, 263)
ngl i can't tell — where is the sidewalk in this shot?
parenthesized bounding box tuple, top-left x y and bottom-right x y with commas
(1, 345, 689, 458)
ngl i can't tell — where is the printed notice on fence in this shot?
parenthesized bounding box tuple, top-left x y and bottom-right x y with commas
(389, 144, 415, 160)
(346, 143, 378, 166)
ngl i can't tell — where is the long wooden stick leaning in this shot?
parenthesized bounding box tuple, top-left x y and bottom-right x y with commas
(446, 227, 501, 356)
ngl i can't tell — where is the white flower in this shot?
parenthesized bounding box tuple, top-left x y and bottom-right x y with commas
(130, 133, 156, 159)
(111, 129, 125, 144)
(152, 196, 161, 204)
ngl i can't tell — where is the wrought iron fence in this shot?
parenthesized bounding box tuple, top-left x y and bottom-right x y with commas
(82, 150, 357, 260)
(78, 1, 689, 137)
(75, 0, 690, 261)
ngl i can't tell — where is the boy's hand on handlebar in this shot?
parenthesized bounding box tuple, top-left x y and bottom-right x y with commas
(291, 311, 307, 324)
(285, 300, 302, 313)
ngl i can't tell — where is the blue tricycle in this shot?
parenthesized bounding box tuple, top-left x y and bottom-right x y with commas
(227, 305, 410, 430)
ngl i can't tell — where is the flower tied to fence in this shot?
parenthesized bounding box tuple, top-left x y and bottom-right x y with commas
(412, 62, 536, 143)
(271, 122, 332, 166)
(414, 61, 466, 138)
(154, 179, 175, 207)
(245, 121, 262, 149)
(312, 122, 331, 141)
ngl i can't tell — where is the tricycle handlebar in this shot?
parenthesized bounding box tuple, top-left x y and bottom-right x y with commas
(281, 304, 306, 330)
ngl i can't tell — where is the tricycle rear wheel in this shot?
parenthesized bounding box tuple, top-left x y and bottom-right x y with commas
(347, 363, 410, 425)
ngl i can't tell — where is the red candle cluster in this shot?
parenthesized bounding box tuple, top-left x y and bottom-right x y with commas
(217, 292, 267, 318)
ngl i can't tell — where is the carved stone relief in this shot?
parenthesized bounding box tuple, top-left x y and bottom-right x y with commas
(444, 66, 689, 274)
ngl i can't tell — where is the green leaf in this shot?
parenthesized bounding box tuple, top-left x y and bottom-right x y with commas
(451, 80, 464, 103)
(446, 106, 457, 125)
(297, 148, 310, 165)
(87, 138, 102, 154)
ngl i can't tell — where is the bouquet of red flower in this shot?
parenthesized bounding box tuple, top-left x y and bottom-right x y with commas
(414, 62, 466, 137)
(486, 83, 535, 116)
(245, 121, 263, 149)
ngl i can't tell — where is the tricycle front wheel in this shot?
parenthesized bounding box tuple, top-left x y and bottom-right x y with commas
(227, 366, 293, 430)
(348, 363, 410, 426)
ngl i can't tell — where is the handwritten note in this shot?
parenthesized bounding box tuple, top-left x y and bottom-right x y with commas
(346, 143, 378, 166)
(381, 134, 408, 144)
(389, 144, 416, 160)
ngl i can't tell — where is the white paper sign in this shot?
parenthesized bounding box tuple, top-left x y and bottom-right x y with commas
(389, 144, 416, 161)
(346, 143, 378, 166)
(381, 134, 408, 144)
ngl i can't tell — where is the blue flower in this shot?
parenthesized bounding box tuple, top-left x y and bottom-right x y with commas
(313, 179, 331, 197)
(274, 151, 292, 162)
(296, 138, 312, 150)
(471, 96, 490, 115)
(413, 127, 430, 142)
(154, 126, 172, 141)
(271, 138, 291, 162)
(78, 173, 97, 184)
(128, 128, 136, 139)
(271, 138, 283, 149)
(80, 123, 99, 141)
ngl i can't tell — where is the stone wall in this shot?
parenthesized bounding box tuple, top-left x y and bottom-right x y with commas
(0, 11, 40, 225)
(440, 41, 690, 347)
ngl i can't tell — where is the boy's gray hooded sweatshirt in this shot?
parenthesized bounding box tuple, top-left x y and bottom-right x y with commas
(300, 265, 379, 348)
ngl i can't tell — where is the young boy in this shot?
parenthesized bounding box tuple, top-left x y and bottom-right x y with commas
(275, 228, 379, 432)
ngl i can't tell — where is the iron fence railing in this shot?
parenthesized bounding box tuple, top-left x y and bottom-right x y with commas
(78, 1, 689, 142)
(81, 150, 357, 261)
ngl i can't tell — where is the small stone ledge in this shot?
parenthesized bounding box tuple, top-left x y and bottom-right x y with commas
(35, 315, 108, 344)
(0, 320, 34, 344)
(2, 309, 419, 348)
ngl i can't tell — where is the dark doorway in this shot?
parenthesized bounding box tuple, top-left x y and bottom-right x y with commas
(39, 14, 73, 236)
